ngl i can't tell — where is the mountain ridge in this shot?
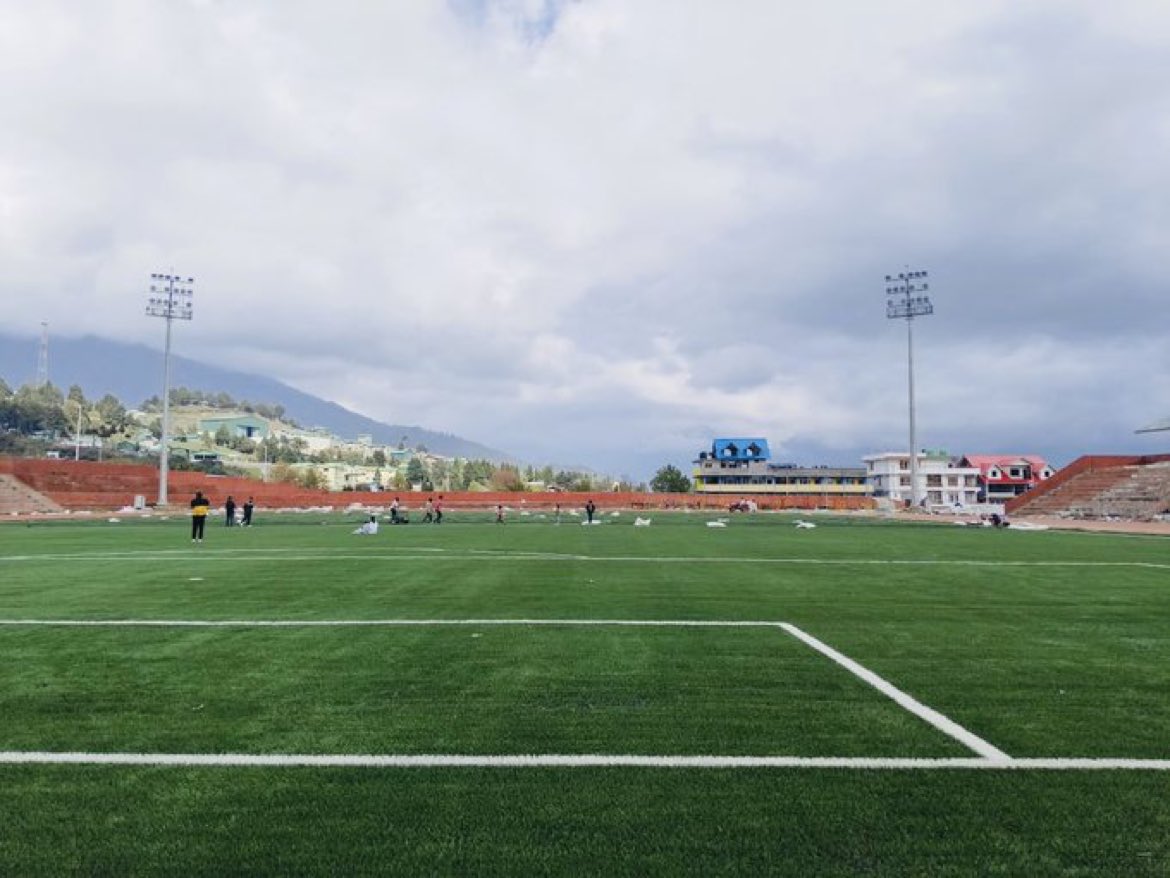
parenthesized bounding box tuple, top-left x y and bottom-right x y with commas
(0, 333, 512, 461)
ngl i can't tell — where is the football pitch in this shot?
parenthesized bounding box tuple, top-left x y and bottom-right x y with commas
(1, 511, 1168, 875)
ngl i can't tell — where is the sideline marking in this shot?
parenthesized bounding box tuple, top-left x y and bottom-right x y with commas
(0, 618, 781, 628)
(0, 751, 1166, 770)
(1, 617, 1159, 771)
(780, 623, 1010, 762)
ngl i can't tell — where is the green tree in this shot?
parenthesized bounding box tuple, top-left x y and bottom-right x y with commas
(95, 394, 129, 436)
(406, 456, 432, 490)
(214, 425, 232, 446)
(427, 457, 450, 490)
(650, 464, 691, 493)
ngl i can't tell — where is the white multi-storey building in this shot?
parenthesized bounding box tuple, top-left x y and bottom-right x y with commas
(863, 451, 982, 507)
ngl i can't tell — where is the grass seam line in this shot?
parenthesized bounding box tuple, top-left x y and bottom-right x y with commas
(778, 622, 1011, 762)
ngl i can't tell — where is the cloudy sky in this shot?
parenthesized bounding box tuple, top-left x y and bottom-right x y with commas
(2, 0, 1169, 478)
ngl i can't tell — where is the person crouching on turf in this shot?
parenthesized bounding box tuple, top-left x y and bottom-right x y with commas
(354, 514, 379, 535)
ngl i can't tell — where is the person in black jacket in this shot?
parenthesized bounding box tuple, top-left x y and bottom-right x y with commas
(224, 495, 237, 526)
(190, 491, 210, 542)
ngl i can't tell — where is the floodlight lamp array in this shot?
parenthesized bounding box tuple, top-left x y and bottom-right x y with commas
(884, 267, 932, 320)
(887, 298, 934, 319)
(145, 273, 195, 321)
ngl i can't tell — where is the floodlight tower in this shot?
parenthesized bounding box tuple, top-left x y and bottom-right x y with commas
(884, 269, 933, 508)
(146, 273, 194, 506)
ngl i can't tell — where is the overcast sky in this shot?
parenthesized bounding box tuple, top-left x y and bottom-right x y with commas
(2, 0, 1169, 478)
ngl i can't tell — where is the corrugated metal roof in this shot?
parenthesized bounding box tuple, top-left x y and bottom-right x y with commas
(711, 438, 770, 461)
(1136, 417, 1170, 434)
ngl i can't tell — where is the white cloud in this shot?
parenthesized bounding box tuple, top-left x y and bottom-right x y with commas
(1, 0, 1169, 475)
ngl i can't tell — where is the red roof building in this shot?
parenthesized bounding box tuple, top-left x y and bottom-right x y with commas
(958, 455, 1055, 502)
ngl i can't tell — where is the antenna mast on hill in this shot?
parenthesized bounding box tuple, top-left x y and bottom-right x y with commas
(35, 321, 49, 387)
(146, 272, 194, 507)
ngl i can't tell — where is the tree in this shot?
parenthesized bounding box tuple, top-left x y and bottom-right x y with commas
(405, 456, 432, 490)
(269, 462, 297, 484)
(650, 464, 691, 493)
(429, 457, 451, 490)
(94, 394, 128, 436)
(490, 465, 525, 492)
(299, 468, 324, 490)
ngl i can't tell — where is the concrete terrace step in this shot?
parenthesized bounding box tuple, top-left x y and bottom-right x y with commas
(0, 474, 65, 515)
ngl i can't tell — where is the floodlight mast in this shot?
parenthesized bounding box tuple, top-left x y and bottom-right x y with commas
(145, 273, 194, 507)
(884, 269, 933, 508)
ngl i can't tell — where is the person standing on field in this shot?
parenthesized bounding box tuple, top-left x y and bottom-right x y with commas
(434, 495, 443, 524)
(224, 495, 237, 527)
(585, 499, 596, 524)
(190, 491, 210, 543)
(241, 497, 255, 527)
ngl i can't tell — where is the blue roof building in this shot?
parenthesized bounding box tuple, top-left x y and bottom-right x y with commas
(704, 438, 771, 463)
(693, 437, 870, 502)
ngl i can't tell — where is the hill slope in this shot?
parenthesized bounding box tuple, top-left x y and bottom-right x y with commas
(0, 333, 510, 461)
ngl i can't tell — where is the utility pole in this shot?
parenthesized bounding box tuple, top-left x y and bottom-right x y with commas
(146, 273, 194, 506)
(884, 269, 933, 508)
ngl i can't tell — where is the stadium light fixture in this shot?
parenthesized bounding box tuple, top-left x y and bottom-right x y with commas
(146, 272, 194, 507)
(885, 268, 933, 508)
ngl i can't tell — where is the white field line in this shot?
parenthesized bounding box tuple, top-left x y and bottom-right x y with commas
(0, 617, 1013, 762)
(0, 618, 780, 628)
(2, 550, 1168, 570)
(779, 623, 1011, 762)
(0, 751, 1167, 770)
(0, 617, 1161, 771)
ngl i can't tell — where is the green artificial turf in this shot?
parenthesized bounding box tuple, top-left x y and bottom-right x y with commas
(0, 511, 1168, 874)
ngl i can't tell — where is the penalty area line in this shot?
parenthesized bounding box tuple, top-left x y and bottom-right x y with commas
(0, 752, 1168, 770)
(0, 618, 783, 628)
(779, 623, 1011, 762)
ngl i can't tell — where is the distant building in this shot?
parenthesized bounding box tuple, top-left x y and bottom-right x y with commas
(693, 438, 869, 498)
(311, 462, 383, 491)
(197, 414, 269, 440)
(863, 451, 981, 507)
(273, 427, 337, 454)
(957, 455, 1054, 502)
